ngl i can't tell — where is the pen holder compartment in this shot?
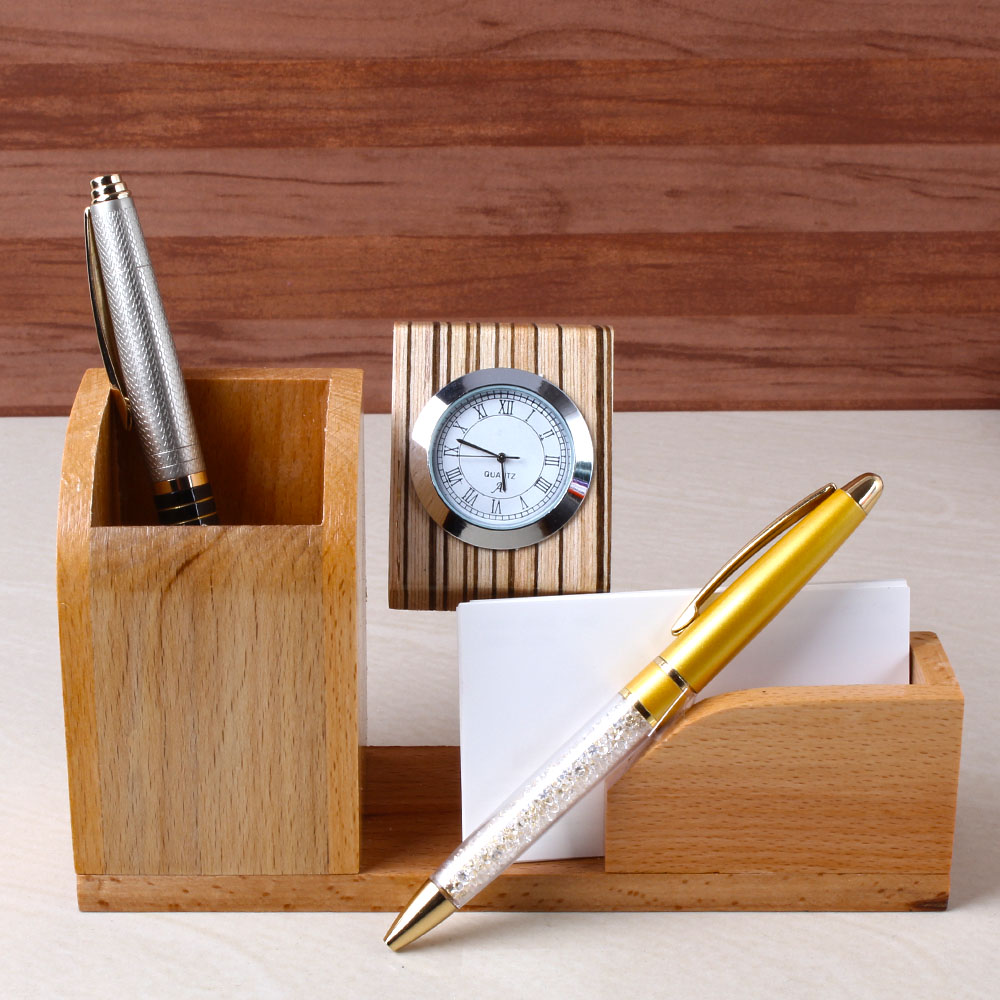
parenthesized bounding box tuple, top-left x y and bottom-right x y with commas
(91, 370, 331, 527)
(58, 368, 365, 888)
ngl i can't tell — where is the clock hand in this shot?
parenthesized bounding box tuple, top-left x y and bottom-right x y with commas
(499, 454, 507, 492)
(456, 438, 500, 459)
(456, 438, 520, 460)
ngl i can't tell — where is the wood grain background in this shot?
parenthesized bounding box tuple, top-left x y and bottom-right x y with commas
(2, 2, 998, 415)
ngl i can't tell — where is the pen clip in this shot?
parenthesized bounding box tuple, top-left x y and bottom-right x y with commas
(85, 207, 131, 430)
(670, 482, 838, 635)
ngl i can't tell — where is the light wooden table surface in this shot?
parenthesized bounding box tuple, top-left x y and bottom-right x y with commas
(2, 411, 997, 999)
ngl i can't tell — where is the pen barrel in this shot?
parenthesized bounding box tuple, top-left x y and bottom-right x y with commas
(432, 688, 693, 908)
(663, 489, 866, 692)
(88, 195, 206, 485)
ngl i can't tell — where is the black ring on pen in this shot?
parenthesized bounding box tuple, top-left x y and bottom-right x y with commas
(154, 482, 213, 511)
(154, 484, 219, 526)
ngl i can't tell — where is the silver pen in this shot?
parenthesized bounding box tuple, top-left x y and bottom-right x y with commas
(85, 174, 219, 525)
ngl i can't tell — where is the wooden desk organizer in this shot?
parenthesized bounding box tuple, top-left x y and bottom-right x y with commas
(69, 614, 961, 908)
(58, 368, 366, 893)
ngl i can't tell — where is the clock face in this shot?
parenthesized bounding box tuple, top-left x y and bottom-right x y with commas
(429, 384, 574, 530)
(410, 368, 594, 550)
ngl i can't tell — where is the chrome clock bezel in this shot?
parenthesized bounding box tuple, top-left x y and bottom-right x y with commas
(409, 367, 594, 551)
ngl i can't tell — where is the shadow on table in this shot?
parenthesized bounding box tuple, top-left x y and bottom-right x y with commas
(948, 769, 999, 909)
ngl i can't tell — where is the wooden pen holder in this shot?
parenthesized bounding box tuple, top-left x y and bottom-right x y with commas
(58, 368, 366, 892)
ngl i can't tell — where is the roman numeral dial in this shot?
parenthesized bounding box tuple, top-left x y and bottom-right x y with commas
(410, 367, 595, 552)
(429, 383, 573, 530)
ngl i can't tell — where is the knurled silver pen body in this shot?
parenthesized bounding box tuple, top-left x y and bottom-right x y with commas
(85, 174, 218, 525)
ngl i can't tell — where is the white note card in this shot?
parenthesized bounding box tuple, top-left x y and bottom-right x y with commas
(457, 580, 910, 862)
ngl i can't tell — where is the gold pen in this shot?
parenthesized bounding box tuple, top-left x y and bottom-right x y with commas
(385, 473, 883, 950)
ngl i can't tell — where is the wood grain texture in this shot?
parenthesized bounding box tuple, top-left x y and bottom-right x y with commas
(56, 371, 109, 874)
(5, 1, 1000, 62)
(8, 234, 1000, 326)
(58, 367, 366, 875)
(75, 634, 961, 911)
(90, 524, 330, 874)
(605, 632, 964, 877)
(4, 5, 998, 416)
(77, 868, 950, 913)
(388, 322, 611, 611)
(5, 59, 1000, 149)
(6, 316, 999, 417)
(9, 147, 1000, 239)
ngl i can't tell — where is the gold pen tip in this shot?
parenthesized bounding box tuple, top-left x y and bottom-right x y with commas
(384, 880, 457, 952)
(842, 473, 883, 514)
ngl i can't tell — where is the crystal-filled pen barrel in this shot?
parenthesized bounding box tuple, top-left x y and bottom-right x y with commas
(385, 684, 693, 950)
(432, 691, 681, 907)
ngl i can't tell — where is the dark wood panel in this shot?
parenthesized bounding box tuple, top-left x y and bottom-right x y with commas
(4, 5, 997, 416)
(4, 59, 1000, 149)
(7, 234, 999, 329)
(5, 316, 997, 416)
(3, 1, 998, 62)
(619, 315, 1000, 411)
(8, 146, 1000, 238)
(0, 320, 392, 416)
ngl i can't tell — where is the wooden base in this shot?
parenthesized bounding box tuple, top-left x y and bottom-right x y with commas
(76, 748, 949, 914)
(78, 870, 948, 914)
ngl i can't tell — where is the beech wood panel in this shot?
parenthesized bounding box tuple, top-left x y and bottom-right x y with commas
(5, 59, 1000, 150)
(5, 1, 1000, 63)
(90, 524, 330, 874)
(58, 368, 366, 876)
(74, 635, 960, 912)
(56, 372, 107, 873)
(606, 632, 964, 876)
(78, 866, 949, 913)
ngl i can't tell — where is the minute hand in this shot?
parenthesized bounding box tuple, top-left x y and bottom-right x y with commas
(456, 438, 519, 460)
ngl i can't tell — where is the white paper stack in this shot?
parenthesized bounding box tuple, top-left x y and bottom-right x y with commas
(457, 580, 910, 861)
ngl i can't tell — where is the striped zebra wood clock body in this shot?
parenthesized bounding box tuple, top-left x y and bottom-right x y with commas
(389, 322, 612, 611)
